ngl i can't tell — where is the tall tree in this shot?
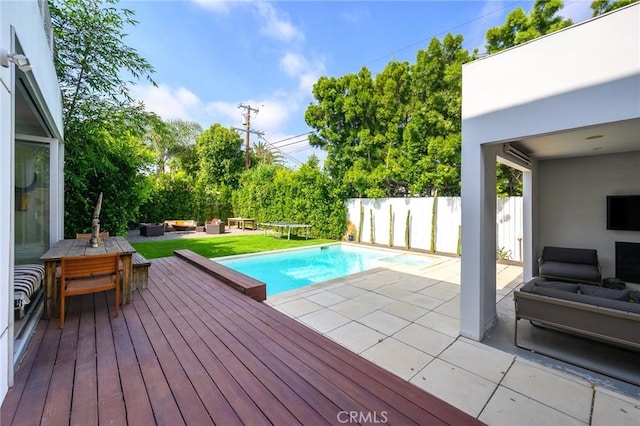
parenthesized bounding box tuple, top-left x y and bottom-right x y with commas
(485, 0, 573, 54)
(144, 117, 202, 175)
(591, 0, 638, 15)
(50, 0, 155, 123)
(166, 119, 203, 174)
(251, 139, 284, 166)
(306, 34, 473, 197)
(404, 34, 472, 196)
(50, 0, 157, 236)
(196, 124, 245, 189)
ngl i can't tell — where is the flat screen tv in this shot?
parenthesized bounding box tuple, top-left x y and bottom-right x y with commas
(607, 195, 640, 231)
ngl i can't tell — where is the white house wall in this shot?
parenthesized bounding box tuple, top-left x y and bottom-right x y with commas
(0, 66, 11, 402)
(462, 5, 639, 144)
(1, 0, 63, 405)
(460, 5, 639, 340)
(538, 152, 640, 280)
(1, 1, 63, 133)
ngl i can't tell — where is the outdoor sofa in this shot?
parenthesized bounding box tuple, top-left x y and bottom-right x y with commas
(514, 278, 640, 351)
(163, 220, 197, 232)
(538, 246, 602, 285)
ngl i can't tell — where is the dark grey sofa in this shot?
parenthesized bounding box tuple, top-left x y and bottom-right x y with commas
(539, 246, 601, 284)
(514, 279, 640, 351)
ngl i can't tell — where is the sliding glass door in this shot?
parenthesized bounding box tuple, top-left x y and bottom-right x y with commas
(14, 140, 50, 264)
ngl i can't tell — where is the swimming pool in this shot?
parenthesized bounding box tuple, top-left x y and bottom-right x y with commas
(215, 244, 431, 296)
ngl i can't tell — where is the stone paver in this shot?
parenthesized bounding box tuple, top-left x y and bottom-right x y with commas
(361, 337, 433, 380)
(266, 250, 640, 425)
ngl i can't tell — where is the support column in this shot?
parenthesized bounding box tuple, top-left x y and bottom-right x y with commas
(460, 143, 498, 341)
(522, 167, 537, 281)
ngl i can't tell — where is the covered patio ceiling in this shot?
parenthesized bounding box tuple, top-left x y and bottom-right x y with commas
(516, 117, 640, 160)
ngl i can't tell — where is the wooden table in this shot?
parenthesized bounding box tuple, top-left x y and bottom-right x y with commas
(40, 236, 136, 319)
(227, 217, 257, 230)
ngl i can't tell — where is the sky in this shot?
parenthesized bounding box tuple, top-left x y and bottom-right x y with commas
(123, 0, 595, 167)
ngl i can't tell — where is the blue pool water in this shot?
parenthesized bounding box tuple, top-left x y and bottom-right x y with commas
(216, 244, 430, 296)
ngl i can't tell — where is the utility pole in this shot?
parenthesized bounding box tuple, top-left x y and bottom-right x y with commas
(237, 104, 263, 169)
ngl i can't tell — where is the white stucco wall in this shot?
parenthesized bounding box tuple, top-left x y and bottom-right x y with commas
(0, 66, 11, 403)
(1, 1, 62, 133)
(460, 5, 640, 340)
(1, 0, 63, 405)
(462, 5, 640, 144)
(538, 152, 640, 279)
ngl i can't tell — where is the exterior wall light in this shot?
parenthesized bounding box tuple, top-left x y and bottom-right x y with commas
(1, 49, 32, 72)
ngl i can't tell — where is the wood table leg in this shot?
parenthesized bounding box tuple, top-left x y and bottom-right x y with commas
(43, 260, 57, 319)
(121, 254, 133, 304)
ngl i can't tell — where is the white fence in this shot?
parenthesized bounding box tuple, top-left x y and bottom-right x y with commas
(346, 197, 523, 261)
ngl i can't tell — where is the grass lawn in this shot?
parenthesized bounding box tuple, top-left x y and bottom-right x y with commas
(132, 235, 336, 259)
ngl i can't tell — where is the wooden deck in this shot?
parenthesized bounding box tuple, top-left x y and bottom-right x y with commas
(2, 255, 481, 425)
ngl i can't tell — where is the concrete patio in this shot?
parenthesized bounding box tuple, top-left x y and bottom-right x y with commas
(266, 251, 640, 425)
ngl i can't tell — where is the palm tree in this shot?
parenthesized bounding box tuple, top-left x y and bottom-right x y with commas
(251, 139, 284, 166)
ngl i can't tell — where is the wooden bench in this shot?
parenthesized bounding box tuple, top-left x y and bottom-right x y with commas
(132, 252, 151, 290)
(174, 249, 266, 302)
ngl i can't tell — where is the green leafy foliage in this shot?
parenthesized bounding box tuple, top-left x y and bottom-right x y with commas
(590, 0, 638, 16)
(138, 172, 196, 224)
(306, 34, 474, 198)
(485, 0, 573, 54)
(233, 159, 347, 239)
(196, 124, 245, 189)
(50, 0, 157, 236)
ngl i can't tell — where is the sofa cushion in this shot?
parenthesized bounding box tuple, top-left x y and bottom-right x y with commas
(535, 281, 580, 292)
(530, 286, 640, 314)
(579, 284, 630, 301)
(541, 246, 598, 265)
(539, 261, 601, 283)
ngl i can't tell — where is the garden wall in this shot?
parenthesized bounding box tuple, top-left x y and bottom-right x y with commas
(346, 197, 523, 261)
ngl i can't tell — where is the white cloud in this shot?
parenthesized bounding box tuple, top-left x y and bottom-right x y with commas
(133, 84, 202, 122)
(254, 1, 303, 42)
(191, 0, 233, 14)
(192, 0, 304, 42)
(280, 52, 306, 76)
(279, 51, 325, 94)
(339, 6, 371, 25)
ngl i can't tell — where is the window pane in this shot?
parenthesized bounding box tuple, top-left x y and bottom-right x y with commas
(15, 140, 50, 264)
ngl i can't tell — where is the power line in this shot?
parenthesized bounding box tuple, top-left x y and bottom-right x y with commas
(270, 131, 314, 147)
(234, 1, 525, 166)
(274, 137, 312, 150)
(258, 135, 304, 166)
(266, 1, 524, 106)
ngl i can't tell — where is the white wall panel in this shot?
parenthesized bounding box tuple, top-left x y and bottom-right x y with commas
(462, 5, 639, 144)
(538, 152, 640, 280)
(346, 197, 523, 259)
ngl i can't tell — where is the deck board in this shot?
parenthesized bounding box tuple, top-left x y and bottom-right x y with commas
(3, 253, 482, 425)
